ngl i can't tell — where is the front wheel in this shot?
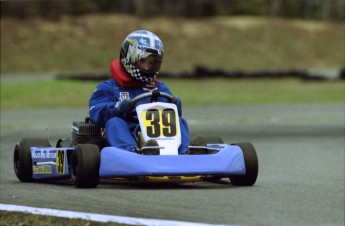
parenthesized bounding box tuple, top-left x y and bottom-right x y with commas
(13, 138, 51, 182)
(70, 144, 100, 188)
(230, 143, 258, 186)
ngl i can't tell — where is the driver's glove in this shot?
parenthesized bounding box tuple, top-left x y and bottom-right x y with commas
(172, 95, 182, 116)
(115, 98, 134, 114)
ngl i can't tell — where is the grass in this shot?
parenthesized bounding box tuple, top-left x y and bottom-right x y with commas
(1, 79, 95, 109)
(1, 15, 344, 74)
(1, 78, 344, 109)
(0, 211, 126, 226)
(166, 78, 345, 105)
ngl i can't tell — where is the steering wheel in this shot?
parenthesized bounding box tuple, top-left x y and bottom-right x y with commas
(131, 91, 174, 105)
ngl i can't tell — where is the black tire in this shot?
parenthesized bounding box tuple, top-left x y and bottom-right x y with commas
(205, 136, 224, 144)
(230, 143, 258, 186)
(13, 138, 51, 182)
(70, 144, 100, 188)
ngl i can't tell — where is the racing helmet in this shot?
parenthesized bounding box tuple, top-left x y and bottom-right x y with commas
(120, 30, 164, 83)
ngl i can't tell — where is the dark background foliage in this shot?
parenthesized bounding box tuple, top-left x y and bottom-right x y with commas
(2, 0, 344, 21)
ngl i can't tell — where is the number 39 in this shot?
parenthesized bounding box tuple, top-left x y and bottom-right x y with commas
(146, 109, 177, 138)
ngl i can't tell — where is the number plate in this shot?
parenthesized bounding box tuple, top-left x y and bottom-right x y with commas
(56, 150, 66, 174)
(136, 102, 181, 155)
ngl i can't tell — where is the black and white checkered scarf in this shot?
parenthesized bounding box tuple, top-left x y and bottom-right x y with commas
(121, 59, 158, 84)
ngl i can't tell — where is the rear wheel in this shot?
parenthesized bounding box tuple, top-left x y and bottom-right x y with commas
(230, 143, 258, 186)
(13, 138, 51, 182)
(70, 144, 100, 188)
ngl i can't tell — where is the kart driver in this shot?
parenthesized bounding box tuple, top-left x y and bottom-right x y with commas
(89, 30, 206, 155)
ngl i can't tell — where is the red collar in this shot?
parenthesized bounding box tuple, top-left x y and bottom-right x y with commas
(110, 58, 157, 88)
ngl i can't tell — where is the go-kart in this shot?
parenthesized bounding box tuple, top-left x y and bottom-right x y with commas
(13, 91, 258, 188)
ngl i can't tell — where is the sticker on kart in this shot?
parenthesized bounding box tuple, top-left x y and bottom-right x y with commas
(30, 147, 70, 179)
(137, 102, 181, 155)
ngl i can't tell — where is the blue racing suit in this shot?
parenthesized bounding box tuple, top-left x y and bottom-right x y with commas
(89, 78, 190, 154)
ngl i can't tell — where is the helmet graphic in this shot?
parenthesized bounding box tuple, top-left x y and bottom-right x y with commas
(120, 30, 164, 83)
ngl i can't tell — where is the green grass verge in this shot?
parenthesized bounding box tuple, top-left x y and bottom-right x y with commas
(1, 78, 344, 110)
(1, 79, 95, 109)
(0, 210, 127, 226)
(167, 78, 345, 106)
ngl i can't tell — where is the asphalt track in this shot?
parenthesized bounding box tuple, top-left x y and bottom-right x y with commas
(1, 103, 344, 226)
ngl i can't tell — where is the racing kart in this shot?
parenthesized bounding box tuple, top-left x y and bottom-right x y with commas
(13, 92, 258, 188)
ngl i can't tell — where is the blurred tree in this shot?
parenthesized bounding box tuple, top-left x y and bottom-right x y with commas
(268, 0, 283, 16)
(230, 0, 267, 15)
(69, 0, 98, 15)
(1, 0, 344, 21)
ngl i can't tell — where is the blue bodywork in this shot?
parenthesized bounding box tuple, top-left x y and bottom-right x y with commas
(30, 144, 246, 180)
(99, 144, 246, 177)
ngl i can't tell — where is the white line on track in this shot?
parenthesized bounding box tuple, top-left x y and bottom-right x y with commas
(0, 204, 233, 226)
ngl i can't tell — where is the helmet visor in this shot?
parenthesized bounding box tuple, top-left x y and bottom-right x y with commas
(135, 48, 163, 73)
